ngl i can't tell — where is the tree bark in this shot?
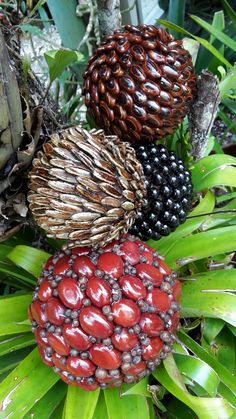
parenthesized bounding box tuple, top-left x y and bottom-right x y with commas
(189, 70, 220, 161)
(96, 0, 122, 38)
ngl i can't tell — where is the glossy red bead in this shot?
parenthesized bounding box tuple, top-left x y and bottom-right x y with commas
(111, 328, 139, 351)
(120, 240, 140, 265)
(172, 280, 181, 302)
(136, 264, 163, 285)
(71, 246, 90, 256)
(38, 346, 54, 367)
(90, 343, 122, 369)
(47, 333, 70, 356)
(86, 277, 112, 307)
(112, 299, 141, 327)
(119, 275, 146, 301)
(35, 328, 48, 348)
(97, 252, 123, 278)
(142, 337, 163, 360)
(169, 312, 179, 332)
(52, 352, 68, 370)
(30, 301, 47, 327)
(79, 307, 113, 338)
(53, 255, 70, 275)
(158, 258, 172, 275)
(139, 313, 165, 336)
(44, 256, 53, 271)
(67, 356, 96, 377)
(63, 324, 91, 351)
(142, 251, 153, 265)
(38, 280, 53, 302)
(45, 297, 65, 326)
(124, 361, 146, 375)
(58, 278, 85, 309)
(73, 256, 95, 278)
(146, 289, 171, 312)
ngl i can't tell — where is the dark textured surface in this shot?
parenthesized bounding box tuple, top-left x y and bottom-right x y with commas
(83, 24, 196, 143)
(130, 144, 192, 240)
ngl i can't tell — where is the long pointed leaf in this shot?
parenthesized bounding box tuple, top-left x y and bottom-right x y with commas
(0, 294, 32, 336)
(7, 246, 51, 277)
(104, 387, 151, 419)
(0, 348, 59, 418)
(63, 386, 100, 419)
(190, 14, 236, 52)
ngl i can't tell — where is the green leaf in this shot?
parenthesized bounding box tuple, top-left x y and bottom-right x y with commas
(47, 0, 87, 52)
(173, 353, 219, 397)
(7, 246, 51, 277)
(219, 67, 236, 99)
(222, 0, 236, 26)
(157, 19, 232, 67)
(28, 0, 47, 17)
(178, 331, 236, 395)
(212, 327, 235, 373)
(153, 354, 235, 418)
(163, 226, 236, 269)
(92, 392, 108, 419)
(63, 386, 100, 419)
(25, 381, 67, 419)
(0, 261, 36, 287)
(167, 0, 186, 38)
(0, 348, 59, 418)
(44, 49, 84, 84)
(181, 275, 236, 327)
(203, 318, 225, 344)
(104, 387, 151, 419)
(121, 378, 151, 398)
(190, 14, 236, 52)
(0, 293, 32, 336)
(0, 347, 34, 375)
(0, 333, 35, 357)
(191, 154, 236, 192)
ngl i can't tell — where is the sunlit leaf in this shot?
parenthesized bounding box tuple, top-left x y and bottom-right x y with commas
(92, 392, 108, 419)
(25, 381, 67, 419)
(173, 353, 219, 397)
(163, 226, 236, 269)
(7, 246, 51, 277)
(157, 19, 232, 67)
(45, 49, 84, 84)
(0, 348, 59, 417)
(63, 386, 100, 419)
(153, 354, 235, 418)
(0, 333, 35, 357)
(0, 293, 31, 336)
(190, 14, 236, 52)
(178, 331, 236, 394)
(104, 387, 151, 419)
(121, 378, 151, 398)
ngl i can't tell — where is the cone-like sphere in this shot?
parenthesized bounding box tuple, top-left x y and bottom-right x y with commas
(83, 24, 196, 143)
(130, 144, 192, 240)
(29, 235, 181, 390)
(28, 127, 146, 248)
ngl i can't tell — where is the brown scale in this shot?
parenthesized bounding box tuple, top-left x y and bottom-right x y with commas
(83, 24, 196, 143)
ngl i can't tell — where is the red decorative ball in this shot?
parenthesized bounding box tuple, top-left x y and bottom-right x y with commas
(83, 24, 196, 143)
(29, 235, 181, 390)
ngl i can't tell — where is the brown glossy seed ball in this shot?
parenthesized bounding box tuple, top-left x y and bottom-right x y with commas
(83, 24, 196, 143)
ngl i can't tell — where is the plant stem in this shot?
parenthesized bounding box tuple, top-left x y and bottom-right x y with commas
(96, 0, 121, 38)
(189, 70, 220, 161)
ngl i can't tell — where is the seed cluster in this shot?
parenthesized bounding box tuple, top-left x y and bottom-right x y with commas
(29, 235, 180, 391)
(130, 144, 192, 240)
(83, 24, 196, 143)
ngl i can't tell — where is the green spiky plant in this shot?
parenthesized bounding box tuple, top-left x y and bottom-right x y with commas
(0, 1, 236, 418)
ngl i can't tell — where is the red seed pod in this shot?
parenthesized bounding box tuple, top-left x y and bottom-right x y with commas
(83, 25, 196, 142)
(29, 235, 181, 390)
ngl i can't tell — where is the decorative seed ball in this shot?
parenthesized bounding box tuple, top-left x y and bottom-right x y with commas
(82, 24, 196, 143)
(29, 235, 181, 390)
(28, 126, 146, 248)
(130, 143, 192, 240)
